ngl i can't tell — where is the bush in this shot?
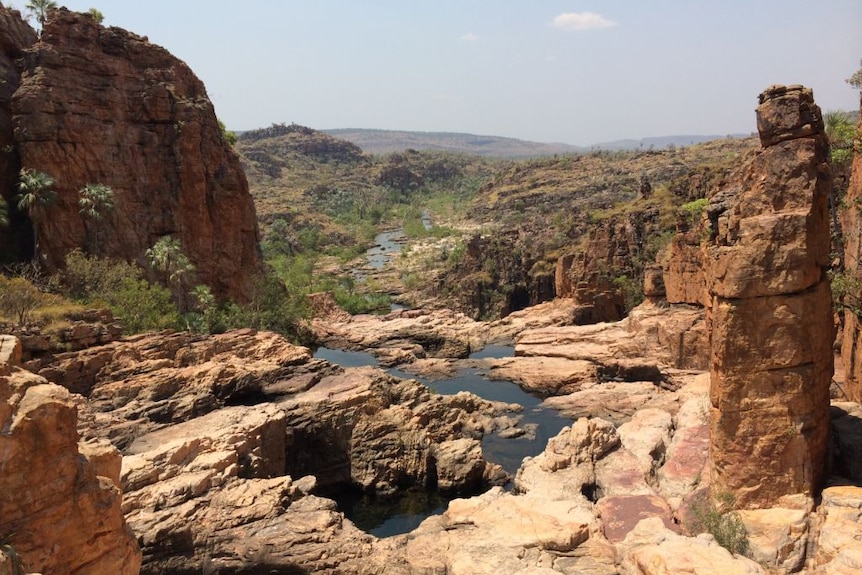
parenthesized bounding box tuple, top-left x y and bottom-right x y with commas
(61, 251, 179, 333)
(690, 492, 750, 556)
(0, 276, 53, 326)
(111, 277, 179, 333)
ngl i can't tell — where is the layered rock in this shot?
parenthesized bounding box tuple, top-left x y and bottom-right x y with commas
(840, 96, 862, 403)
(707, 85, 833, 508)
(0, 340, 140, 574)
(555, 209, 659, 323)
(11, 8, 260, 301)
(0, 6, 35, 263)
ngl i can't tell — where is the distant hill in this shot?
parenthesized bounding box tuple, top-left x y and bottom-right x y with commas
(323, 128, 753, 157)
(592, 134, 752, 151)
(323, 129, 583, 158)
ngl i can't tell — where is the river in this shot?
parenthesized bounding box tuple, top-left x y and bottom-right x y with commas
(314, 222, 571, 537)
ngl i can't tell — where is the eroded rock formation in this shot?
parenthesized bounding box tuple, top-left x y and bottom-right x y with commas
(840, 96, 862, 403)
(10, 8, 260, 301)
(0, 5, 35, 263)
(0, 336, 141, 575)
(707, 85, 833, 508)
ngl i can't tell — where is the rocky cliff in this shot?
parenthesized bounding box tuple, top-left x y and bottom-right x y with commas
(840, 94, 862, 403)
(0, 6, 35, 263)
(0, 335, 141, 574)
(707, 85, 833, 509)
(8, 8, 260, 301)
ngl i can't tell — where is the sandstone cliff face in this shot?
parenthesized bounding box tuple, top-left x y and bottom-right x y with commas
(840, 96, 862, 403)
(556, 212, 650, 322)
(707, 85, 833, 509)
(0, 337, 141, 575)
(0, 6, 35, 263)
(10, 8, 260, 301)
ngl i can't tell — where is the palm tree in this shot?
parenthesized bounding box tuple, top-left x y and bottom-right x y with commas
(25, 0, 57, 30)
(16, 168, 57, 258)
(78, 183, 114, 220)
(146, 236, 196, 313)
(78, 183, 114, 252)
(0, 197, 8, 229)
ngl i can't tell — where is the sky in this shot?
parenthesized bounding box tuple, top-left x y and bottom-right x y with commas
(9, 1, 862, 146)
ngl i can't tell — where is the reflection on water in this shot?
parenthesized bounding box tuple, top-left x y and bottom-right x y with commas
(328, 488, 449, 538)
(312, 344, 571, 536)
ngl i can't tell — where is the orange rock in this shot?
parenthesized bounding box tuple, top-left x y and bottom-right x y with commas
(707, 85, 833, 509)
(10, 8, 260, 302)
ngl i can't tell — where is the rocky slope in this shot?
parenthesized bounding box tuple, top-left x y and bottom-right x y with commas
(4, 7, 260, 301)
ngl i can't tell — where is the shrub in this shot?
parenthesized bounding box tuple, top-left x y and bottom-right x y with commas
(690, 492, 750, 556)
(679, 198, 708, 227)
(0, 276, 54, 326)
(111, 277, 178, 333)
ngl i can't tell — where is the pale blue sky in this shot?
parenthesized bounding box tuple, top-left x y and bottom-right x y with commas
(12, 1, 862, 145)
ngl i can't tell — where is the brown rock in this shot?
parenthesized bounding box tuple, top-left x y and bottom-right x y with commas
(840, 98, 862, 403)
(812, 485, 862, 574)
(0, 368, 140, 574)
(11, 8, 260, 301)
(617, 517, 766, 575)
(708, 85, 833, 509)
(596, 494, 677, 542)
(0, 6, 36, 262)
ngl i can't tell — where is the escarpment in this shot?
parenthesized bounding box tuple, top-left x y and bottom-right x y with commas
(840, 95, 862, 403)
(8, 8, 260, 301)
(0, 6, 35, 263)
(707, 85, 834, 508)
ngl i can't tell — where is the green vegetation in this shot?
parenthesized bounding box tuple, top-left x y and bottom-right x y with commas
(25, 0, 57, 28)
(0, 196, 8, 228)
(0, 275, 53, 325)
(848, 59, 862, 90)
(16, 168, 57, 254)
(825, 110, 859, 167)
(0, 533, 23, 575)
(218, 119, 237, 146)
(87, 7, 104, 23)
(689, 492, 750, 557)
(679, 197, 708, 226)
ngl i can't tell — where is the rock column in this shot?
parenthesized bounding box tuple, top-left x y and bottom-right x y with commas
(708, 85, 833, 508)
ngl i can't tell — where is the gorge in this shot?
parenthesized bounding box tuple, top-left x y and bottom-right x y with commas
(0, 5, 861, 575)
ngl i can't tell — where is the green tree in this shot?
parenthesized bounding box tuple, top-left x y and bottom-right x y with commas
(0, 275, 50, 326)
(0, 196, 8, 228)
(825, 110, 857, 168)
(87, 7, 104, 23)
(25, 0, 57, 29)
(78, 183, 114, 252)
(218, 119, 237, 146)
(16, 168, 57, 257)
(145, 235, 195, 313)
(848, 59, 862, 90)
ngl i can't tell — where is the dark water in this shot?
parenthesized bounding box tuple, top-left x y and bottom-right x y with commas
(312, 345, 571, 537)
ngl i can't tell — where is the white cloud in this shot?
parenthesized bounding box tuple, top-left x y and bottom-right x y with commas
(460, 32, 479, 43)
(552, 12, 617, 31)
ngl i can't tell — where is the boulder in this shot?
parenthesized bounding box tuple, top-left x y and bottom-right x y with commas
(812, 485, 862, 575)
(0, 368, 140, 574)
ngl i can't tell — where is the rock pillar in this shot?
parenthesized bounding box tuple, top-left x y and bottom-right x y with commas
(707, 85, 833, 508)
(840, 95, 862, 403)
